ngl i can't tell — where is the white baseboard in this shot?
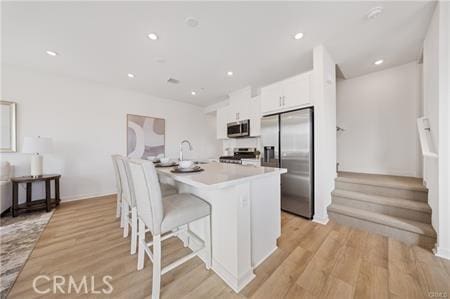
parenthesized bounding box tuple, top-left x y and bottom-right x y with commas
(434, 246, 450, 260)
(61, 192, 116, 203)
(212, 258, 255, 293)
(252, 246, 278, 269)
(313, 215, 329, 225)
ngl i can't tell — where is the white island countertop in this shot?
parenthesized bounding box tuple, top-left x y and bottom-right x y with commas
(156, 162, 287, 189)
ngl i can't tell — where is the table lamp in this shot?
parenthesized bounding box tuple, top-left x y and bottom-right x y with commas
(22, 136, 52, 177)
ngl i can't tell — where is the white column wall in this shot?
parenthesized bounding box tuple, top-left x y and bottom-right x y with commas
(312, 45, 337, 224)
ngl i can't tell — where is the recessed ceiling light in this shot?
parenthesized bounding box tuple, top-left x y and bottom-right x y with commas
(46, 50, 58, 56)
(191, 91, 196, 96)
(227, 71, 233, 76)
(167, 78, 180, 84)
(155, 57, 166, 63)
(148, 33, 158, 40)
(185, 17, 199, 28)
(367, 6, 384, 20)
(294, 32, 304, 40)
(127, 73, 135, 78)
(374, 59, 384, 65)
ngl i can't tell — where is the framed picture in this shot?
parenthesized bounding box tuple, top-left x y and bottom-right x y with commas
(0, 101, 17, 152)
(127, 114, 165, 159)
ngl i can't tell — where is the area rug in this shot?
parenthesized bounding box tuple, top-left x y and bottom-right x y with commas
(0, 210, 54, 299)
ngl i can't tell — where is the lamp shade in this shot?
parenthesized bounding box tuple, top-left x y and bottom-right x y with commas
(22, 137, 52, 154)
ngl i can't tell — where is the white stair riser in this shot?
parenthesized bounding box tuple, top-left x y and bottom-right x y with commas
(332, 195, 431, 224)
(328, 211, 435, 250)
(335, 181, 427, 202)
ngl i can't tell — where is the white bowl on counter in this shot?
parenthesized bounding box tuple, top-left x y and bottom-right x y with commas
(160, 157, 170, 164)
(179, 160, 194, 169)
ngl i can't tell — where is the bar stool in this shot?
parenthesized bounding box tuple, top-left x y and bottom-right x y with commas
(112, 155, 177, 254)
(125, 158, 211, 299)
(111, 155, 123, 222)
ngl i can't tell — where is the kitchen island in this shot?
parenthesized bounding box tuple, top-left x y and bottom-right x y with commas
(157, 162, 287, 292)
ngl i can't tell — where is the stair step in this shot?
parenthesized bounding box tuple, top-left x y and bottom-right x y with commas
(335, 172, 427, 201)
(328, 204, 436, 238)
(337, 172, 427, 191)
(332, 189, 431, 223)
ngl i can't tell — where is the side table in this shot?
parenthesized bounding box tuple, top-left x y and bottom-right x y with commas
(11, 174, 61, 217)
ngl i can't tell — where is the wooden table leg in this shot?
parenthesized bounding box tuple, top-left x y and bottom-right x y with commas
(55, 177, 60, 206)
(26, 182, 32, 205)
(12, 182, 18, 217)
(45, 180, 51, 212)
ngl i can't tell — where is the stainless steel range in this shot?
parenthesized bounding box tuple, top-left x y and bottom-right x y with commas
(219, 147, 257, 164)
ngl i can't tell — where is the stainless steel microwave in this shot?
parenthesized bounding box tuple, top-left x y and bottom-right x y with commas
(227, 119, 250, 138)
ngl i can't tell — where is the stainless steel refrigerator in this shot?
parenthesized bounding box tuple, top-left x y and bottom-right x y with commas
(261, 107, 314, 219)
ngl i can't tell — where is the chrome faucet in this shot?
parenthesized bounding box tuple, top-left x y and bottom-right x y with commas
(179, 140, 193, 161)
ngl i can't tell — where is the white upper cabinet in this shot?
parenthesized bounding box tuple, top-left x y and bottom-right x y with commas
(216, 105, 231, 139)
(249, 95, 261, 137)
(260, 71, 312, 115)
(228, 87, 251, 121)
(260, 83, 282, 113)
(215, 87, 261, 139)
(283, 72, 311, 109)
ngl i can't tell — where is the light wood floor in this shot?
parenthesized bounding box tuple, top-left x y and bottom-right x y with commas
(8, 195, 450, 299)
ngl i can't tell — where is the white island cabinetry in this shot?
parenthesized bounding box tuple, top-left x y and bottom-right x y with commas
(157, 163, 286, 292)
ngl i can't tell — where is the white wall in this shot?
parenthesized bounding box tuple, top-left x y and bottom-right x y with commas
(438, 1, 449, 260)
(423, 3, 440, 242)
(422, 2, 450, 260)
(337, 62, 422, 177)
(0, 65, 218, 204)
(312, 45, 337, 224)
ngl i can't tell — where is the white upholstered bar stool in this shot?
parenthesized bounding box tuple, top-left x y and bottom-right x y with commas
(125, 159, 211, 299)
(111, 155, 123, 222)
(112, 155, 178, 254)
(115, 155, 139, 254)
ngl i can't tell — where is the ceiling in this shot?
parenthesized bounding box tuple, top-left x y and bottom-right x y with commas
(1, 1, 435, 106)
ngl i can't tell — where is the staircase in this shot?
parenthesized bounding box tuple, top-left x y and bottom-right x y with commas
(328, 172, 436, 250)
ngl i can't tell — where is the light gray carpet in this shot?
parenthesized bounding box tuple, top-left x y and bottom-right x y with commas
(0, 210, 54, 299)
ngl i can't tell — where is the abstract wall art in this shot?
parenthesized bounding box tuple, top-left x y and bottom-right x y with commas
(127, 114, 165, 159)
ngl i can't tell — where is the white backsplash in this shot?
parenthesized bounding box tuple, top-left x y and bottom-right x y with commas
(221, 137, 261, 156)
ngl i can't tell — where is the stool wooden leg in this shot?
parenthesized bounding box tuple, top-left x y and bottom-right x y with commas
(122, 201, 129, 238)
(205, 215, 212, 270)
(152, 234, 161, 299)
(120, 199, 125, 228)
(137, 219, 145, 270)
(116, 194, 121, 218)
(183, 224, 189, 247)
(45, 180, 51, 212)
(131, 207, 137, 255)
